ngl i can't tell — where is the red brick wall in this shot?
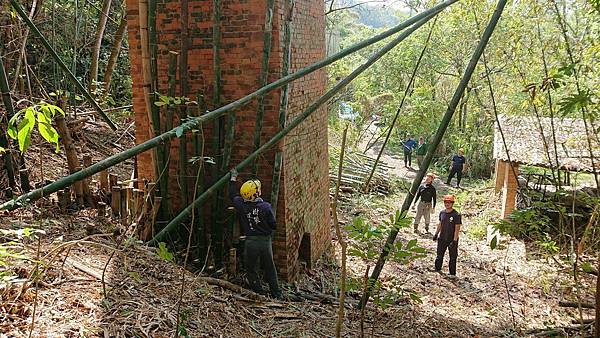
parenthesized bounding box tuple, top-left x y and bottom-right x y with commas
(126, 0, 328, 280)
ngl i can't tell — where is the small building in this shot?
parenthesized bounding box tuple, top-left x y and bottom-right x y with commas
(493, 114, 600, 219)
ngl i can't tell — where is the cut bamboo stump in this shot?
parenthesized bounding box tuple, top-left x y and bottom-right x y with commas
(19, 169, 30, 192)
(99, 170, 109, 191)
(111, 186, 121, 217)
(97, 201, 106, 219)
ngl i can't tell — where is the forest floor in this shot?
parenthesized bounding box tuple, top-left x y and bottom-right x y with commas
(0, 120, 596, 337)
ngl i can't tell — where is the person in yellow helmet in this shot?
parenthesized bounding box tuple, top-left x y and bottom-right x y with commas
(229, 169, 282, 299)
(432, 194, 462, 279)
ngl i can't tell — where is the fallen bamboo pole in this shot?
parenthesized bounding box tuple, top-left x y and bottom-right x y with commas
(149, 12, 440, 245)
(0, 1, 458, 212)
(8, 0, 117, 130)
(359, 0, 509, 310)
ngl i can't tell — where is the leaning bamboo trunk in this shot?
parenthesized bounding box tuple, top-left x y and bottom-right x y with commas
(138, 0, 159, 178)
(89, 0, 113, 93)
(103, 12, 128, 94)
(0, 55, 17, 189)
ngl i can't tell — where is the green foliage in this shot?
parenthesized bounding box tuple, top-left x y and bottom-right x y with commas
(495, 207, 552, 239)
(156, 242, 174, 262)
(346, 209, 428, 265)
(7, 102, 65, 153)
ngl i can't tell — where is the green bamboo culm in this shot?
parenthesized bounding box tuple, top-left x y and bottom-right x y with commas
(358, 0, 509, 310)
(178, 106, 189, 207)
(251, 0, 276, 174)
(270, 0, 294, 216)
(149, 12, 441, 245)
(363, 16, 437, 191)
(8, 0, 117, 130)
(0, 55, 17, 190)
(192, 93, 206, 260)
(212, 0, 225, 268)
(0, 1, 459, 212)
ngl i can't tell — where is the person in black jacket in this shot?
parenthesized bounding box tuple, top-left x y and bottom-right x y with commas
(412, 172, 437, 233)
(229, 169, 282, 299)
(433, 194, 462, 279)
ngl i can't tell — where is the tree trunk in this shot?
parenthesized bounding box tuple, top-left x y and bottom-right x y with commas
(11, 0, 39, 93)
(103, 12, 127, 94)
(89, 0, 113, 93)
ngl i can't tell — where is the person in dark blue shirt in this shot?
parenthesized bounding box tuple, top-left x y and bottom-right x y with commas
(445, 148, 467, 188)
(401, 135, 417, 168)
(432, 194, 462, 278)
(229, 169, 282, 299)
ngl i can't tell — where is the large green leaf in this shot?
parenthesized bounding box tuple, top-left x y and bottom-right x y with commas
(16, 108, 36, 153)
(37, 112, 60, 152)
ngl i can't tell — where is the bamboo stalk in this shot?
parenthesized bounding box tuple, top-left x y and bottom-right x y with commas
(89, 0, 113, 92)
(150, 14, 438, 244)
(192, 93, 206, 260)
(363, 17, 437, 191)
(270, 0, 294, 216)
(211, 0, 224, 269)
(333, 125, 349, 338)
(103, 10, 128, 94)
(0, 2, 458, 212)
(180, 0, 189, 97)
(251, 0, 276, 174)
(0, 55, 17, 189)
(8, 0, 117, 130)
(179, 106, 189, 206)
(359, 0, 509, 310)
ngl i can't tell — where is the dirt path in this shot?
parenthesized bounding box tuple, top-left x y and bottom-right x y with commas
(337, 121, 591, 336)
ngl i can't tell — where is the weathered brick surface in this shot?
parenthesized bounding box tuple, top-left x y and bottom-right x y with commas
(126, 0, 329, 280)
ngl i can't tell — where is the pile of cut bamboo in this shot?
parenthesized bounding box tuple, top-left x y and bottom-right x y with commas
(54, 170, 160, 241)
(329, 151, 392, 194)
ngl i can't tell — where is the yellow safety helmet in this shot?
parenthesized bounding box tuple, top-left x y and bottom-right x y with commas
(240, 179, 261, 201)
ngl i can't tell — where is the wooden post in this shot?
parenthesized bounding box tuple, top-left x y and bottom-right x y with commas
(58, 190, 70, 210)
(99, 170, 109, 191)
(97, 201, 106, 219)
(19, 168, 31, 192)
(228, 247, 237, 276)
(120, 187, 128, 225)
(73, 166, 85, 206)
(82, 154, 95, 206)
(151, 196, 162, 237)
(111, 186, 121, 217)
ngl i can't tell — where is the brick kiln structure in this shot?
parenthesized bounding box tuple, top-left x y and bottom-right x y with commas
(125, 0, 330, 280)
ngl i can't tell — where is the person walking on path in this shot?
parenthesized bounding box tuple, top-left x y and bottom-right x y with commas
(445, 148, 467, 188)
(432, 194, 462, 279)
(229, 169, 282, 299)
(401, 135, 417, 168)
(412, 172, 437, 233)
(415, 136, 429, 169)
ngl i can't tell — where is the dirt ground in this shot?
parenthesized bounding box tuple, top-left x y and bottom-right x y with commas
(0, 120, 596, 337)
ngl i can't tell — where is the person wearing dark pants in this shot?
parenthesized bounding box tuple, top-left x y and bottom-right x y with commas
(433, 194, 462, 279)
(446, 148, 467, 188)
(401, 135, 417, 168)
(229, 169, 282, 299)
